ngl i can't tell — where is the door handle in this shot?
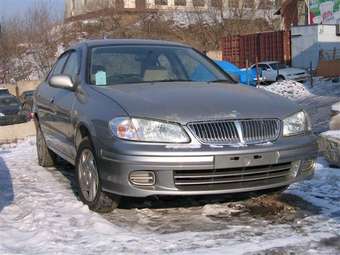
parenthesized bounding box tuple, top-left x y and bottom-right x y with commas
(49, 97, 55, 104)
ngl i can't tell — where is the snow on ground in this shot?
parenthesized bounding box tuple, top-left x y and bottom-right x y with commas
(321, 130, 340, 140)
(260, 78, 340, 133)
(0, 139, 340, 254)
(332, 102, 340, 113)
(261, 80, 312, 100)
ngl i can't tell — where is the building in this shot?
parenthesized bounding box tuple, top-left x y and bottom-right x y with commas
(292, 24, 340, 70)
(64, 0, 281, 20)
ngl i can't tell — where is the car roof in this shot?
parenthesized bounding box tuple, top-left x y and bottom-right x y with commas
(69, 39, 189, 50)
(258, 61, 279, 65)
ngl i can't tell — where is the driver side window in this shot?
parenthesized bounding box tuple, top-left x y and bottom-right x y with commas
(51, 53, 69, 77)
(63, 51, 79, 82)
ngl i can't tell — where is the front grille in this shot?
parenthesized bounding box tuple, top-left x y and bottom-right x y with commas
(188, 119, 280, 145)
(174, 162, 292, 189)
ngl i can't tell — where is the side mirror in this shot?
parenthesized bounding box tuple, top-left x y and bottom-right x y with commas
(49, 75, 75, 90)
(229, 73, 240, 83)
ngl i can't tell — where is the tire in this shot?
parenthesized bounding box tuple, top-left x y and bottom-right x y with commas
(75, 138, 120, 213)
(276, 75, 285, 82)
(36, 123, 57, 167)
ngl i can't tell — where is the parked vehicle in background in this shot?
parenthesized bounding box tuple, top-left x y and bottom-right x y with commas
(19, 90, 35, 113)
(34, 39, 318, 213)
(0, 88, 11, 96)
(215, 60, 257, 86)
(0, 94, 27, 126)
(250, 61, 309, 83)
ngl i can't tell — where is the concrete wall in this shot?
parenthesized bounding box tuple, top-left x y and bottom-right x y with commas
(0, 121, 36, 144)
(292, 25, 340, 70)
(207, 50, 222, 61)
(1, 80, 40, 97)
(292, 25, 319, 70)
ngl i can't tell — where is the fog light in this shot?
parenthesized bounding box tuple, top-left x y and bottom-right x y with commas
(301, 159, 316, 172)
(290, 160, 302, 178)
(129, 171, 155, 186)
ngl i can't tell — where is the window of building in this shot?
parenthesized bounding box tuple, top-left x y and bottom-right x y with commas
(193, 0, 205, 7)
(155, 0, 168, 5)
(174, 0, 186, 6)
(228, 0, 239, 8)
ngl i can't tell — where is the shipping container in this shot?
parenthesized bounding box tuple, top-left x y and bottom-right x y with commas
(221, 31, 291, 68)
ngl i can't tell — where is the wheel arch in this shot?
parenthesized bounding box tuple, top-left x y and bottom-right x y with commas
(75, 122, 94, 150)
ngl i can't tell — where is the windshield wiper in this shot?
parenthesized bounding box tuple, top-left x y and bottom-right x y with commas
(208, 79, 230, 83)
(148, 79, 193, 83)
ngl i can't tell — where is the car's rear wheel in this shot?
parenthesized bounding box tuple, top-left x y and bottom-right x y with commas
(75, 138, 120, 213)
(36, 123, 56, 167)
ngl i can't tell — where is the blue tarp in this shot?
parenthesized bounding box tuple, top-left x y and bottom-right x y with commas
(215, 60, 257, 86)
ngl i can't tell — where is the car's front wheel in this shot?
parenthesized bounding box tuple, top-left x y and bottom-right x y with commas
(75, 138, 120, 213)
(276, 75, 285, 82)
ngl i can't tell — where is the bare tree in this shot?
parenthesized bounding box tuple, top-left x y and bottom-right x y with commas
(24, 1, 62, 78)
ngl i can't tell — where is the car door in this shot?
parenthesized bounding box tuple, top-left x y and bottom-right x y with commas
(51, 50, 80, 161)
(36, 53, 70, 148)
(261, 64, 275, 82)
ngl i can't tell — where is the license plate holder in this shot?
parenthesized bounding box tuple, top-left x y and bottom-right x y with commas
(215, 151, 279, 169)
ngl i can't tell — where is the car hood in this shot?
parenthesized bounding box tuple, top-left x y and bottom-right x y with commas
(93, 82, 301, 124)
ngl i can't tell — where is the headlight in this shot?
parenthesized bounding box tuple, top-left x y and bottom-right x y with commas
(283, 111, 311, 136)
(109, 117, 190, 143)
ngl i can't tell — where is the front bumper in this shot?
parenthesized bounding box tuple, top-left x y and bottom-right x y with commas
(97, 135, 318, 197)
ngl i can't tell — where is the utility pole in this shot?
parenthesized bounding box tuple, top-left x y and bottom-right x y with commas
(306, 0, 310, 25)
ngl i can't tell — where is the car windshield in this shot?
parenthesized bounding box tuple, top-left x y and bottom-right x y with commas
(0, 97, 18, 107)
(270, 63, 288, 70)
(89, 45, 231, 86)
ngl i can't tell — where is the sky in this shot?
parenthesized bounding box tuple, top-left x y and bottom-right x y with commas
(0, 0, 64, 20)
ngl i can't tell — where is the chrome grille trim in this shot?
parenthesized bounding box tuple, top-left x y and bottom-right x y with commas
(174, 162, 292, 187)
(188, 119, 281, 145)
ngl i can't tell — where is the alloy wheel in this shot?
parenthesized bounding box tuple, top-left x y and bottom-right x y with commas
(78, 149, 99, 202)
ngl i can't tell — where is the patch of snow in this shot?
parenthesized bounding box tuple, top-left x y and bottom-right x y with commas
(331, 101, 340, 113)
(259, 77, 340, 133)
(260, 80, 311, 101)
(0, 139, 339, 254)
(201, 203, 243, 217)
